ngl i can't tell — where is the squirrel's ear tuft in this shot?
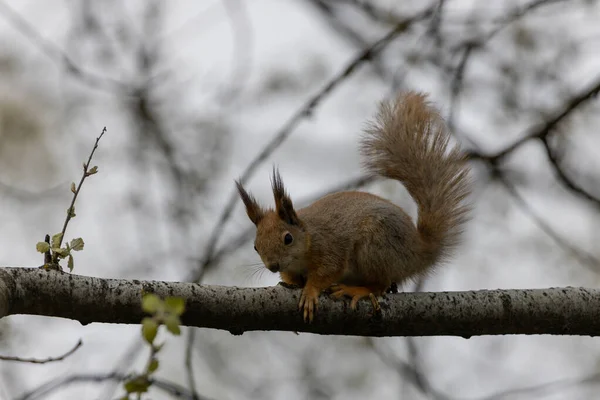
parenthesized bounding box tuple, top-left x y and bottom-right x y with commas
(271, 167, 302, 227)
(236, 180, 265, 226)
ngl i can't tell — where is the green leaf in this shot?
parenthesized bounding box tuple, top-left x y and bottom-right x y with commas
(70, 182, 76, 193)
(51, 233, 63, 247)
(67, 207, 76, 218)
(88, 166, 98, 175)
(70, 238, 85, 251)
(148, 358, 159, 373)
(142, 317, 158, 344)
(164, 314, 181, 335)
(36, 242, 50, 253)
(123, 376, 150, 393)
(164, 297, 185, 316)
(142, 293, 162, 314)
(53, 247, 70, 258)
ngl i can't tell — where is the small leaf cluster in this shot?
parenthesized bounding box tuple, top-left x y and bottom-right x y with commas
(121, 293, 186, 399)
(36, 233, 84, 272)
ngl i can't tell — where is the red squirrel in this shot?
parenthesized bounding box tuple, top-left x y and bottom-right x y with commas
(236, 91, 472, 322)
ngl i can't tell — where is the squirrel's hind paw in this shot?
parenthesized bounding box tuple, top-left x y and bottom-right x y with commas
(330, 284, 381, 311)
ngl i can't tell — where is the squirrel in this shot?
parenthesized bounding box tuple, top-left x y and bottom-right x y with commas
(236, 91, 471, 322)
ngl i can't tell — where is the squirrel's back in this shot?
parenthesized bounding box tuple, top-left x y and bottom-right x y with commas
(360, 91, 471, 268)
(298, 190, 421, 284)
(298, 191, 415, 241)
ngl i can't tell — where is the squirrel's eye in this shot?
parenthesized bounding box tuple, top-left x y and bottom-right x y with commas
(284, 233, 293, 245)
(253, 245, 258, 252)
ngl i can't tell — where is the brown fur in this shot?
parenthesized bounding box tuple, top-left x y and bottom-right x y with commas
(236, 91, 472, 322)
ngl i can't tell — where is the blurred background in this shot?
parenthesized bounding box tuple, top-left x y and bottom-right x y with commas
(1, 0, 600, 399)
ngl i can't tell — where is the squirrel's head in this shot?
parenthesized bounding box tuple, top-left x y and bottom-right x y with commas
(236, 168, 308, 275)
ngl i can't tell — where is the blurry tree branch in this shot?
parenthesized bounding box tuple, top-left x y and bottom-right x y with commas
(16, 372, 206, 400)
(495, 173, 600, 271)
(369, 334, 600, 400)
(0, 339, 82, 364)
(3, 267, 600, 337)
(0, 0, 131, 94)
(367, 338, 451, 400)
(468, 73, 600, 209)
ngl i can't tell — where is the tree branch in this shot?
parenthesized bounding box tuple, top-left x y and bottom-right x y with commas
(16, 372, 205, 400)
(2, 267, 600, 337)
(0, 1, 130, 94)
(0, 339, 82, 364)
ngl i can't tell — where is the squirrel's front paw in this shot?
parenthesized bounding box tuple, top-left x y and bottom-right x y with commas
(298, 285, 320, 323)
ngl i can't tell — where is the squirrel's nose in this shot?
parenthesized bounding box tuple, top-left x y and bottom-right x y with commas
(267, 262, 280, 273)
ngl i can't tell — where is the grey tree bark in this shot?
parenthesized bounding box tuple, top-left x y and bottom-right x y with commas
(0, 267, 598, 337)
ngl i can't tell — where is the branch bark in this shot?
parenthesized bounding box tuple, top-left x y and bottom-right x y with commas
(1, 267, 599, 337)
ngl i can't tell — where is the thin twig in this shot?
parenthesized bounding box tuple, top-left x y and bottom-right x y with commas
(478, 370, 600, 400)
(496, 173, 600, 272)
(447, 44, 473, 133)
(341, 0, 412, 24)
(307, 0, 390, 78)
(445, 0, 568, 136)
(481, 74, 600, 163)
(449, 0, 568, 55)
(467, 74, 600, 210)
(541, 136, 600, 208)
(53, 127, 106, 260)
(0, 339, 82, 364)
(426, 0, 447, 46)
(185, 328, 200, 400)
(367, 338, 452, 400)
(16, 372, 208, 400)
(42, 234, 51, 265)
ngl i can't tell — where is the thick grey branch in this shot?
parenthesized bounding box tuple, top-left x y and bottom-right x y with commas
(0, 267, 598, 337)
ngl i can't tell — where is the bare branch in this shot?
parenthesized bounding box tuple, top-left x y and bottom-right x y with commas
(2, 267, 600, 337)
(185, 328, 200, 400)
(0, 1, 130, 94)
(16, 372, 209, 400)
(337, 0, 413, 24)
(477, 370, 600, 400)
(496, 174, 600, 271)
(0, 339, 82, 364)
(368, 338, 451, 400)
(541, 136, 600, 208)
(469, 74, 600, 209)
(471, 73, 600, 163)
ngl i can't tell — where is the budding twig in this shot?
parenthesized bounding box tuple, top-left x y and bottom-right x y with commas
(51, 127, 106, 264)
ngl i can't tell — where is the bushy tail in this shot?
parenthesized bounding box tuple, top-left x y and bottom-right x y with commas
(360, 91, 471, 266)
